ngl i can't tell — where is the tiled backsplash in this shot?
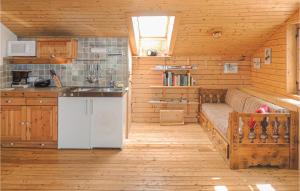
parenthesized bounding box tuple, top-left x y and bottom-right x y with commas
(3, 37, 129, 88)
(0, 61, 11, 88)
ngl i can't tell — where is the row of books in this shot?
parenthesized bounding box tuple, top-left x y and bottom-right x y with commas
(162, 72, 194, 86)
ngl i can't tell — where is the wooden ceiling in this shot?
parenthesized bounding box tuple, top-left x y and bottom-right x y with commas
(1, 0, 299, 56)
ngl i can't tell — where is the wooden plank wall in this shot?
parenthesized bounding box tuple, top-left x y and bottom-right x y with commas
(131, 56, 251, 123)
(251, 11, 299, 95)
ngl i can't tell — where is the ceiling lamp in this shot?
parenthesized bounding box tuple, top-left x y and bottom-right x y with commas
(212, 31, 222, 38)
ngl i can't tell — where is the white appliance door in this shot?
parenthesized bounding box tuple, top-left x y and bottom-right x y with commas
(91, 97, 124, 148)
(58, 97, 91, 149)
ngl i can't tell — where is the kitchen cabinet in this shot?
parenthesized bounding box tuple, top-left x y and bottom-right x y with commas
(1, 91, 58, 148)
(58, 94, 127, 149)
(1, 106, 27, 142)
(91, 97, 126, 148)
(58, 97, 91, 149)
(26, 106, 57, 141)
(4, 38, 77, 64)
(37, 38, 77, 59)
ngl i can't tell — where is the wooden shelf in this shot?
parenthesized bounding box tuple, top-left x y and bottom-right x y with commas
(4, 57, 73, 64)
(152, 68, 196, 72)
(149, 85, 200, 89)
(132, 56, 171, 58)
(148, 100, 199, 105)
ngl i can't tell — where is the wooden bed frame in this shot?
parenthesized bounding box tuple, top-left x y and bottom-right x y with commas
(199, 89, 299, 169)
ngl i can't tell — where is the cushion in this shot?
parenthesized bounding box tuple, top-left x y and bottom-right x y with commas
(256, 105, 269, 113)
(260, 100, 288, 113)
(242, 96, 288, 113)
(202, 103, 233, 137)
(225, 89, 251, 112)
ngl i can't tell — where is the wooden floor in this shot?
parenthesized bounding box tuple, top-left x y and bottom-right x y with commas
(1, 123, 299, 191)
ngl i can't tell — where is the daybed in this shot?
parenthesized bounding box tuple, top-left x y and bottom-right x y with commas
(199, 88, 298, 169)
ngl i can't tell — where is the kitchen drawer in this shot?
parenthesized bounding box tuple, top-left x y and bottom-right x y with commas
(1, 91, 24, 97)
(1, 98, 26, 105)
(24, 92, 58, 98)
(26, 98, 57, 105)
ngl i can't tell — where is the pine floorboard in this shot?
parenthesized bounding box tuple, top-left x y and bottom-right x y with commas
(1, 123, 299, 191)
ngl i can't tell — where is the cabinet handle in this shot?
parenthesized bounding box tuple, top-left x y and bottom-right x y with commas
(39, 100, 43, 104)
(6, 99, 12, 103)
(90, 99, 93, 114)
(85, 100, 88, 115)
(20, 122, 25, 126)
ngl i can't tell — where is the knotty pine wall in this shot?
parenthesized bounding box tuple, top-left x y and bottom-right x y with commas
(251, 11, 299, 95)
(131, 56, 251, 123)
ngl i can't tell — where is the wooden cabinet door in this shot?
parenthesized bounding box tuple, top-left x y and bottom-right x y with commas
(37, 39, 77, 59)
(26, 106, 57, 141)
(1, 106, 27, 141)
(90, 97, 125, 148)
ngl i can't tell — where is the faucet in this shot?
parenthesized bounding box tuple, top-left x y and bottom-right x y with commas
(109, 80, 116, 88)
(107, 68, 116, 88)
(86, 64, 99, 83)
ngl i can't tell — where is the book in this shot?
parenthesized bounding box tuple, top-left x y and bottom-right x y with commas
(187, 72, 191, 86)
(160, 71, 195, 87)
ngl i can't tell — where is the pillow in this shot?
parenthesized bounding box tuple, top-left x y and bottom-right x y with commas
(255, 104, 269, 113)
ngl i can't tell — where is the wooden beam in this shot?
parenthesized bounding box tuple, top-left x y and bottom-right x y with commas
(168, 13, 181, 56)
(127, 15, 138, 56)
(286, 23, 298, 94)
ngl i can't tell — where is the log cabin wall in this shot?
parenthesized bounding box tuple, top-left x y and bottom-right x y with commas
(131, 56, 251, 123)
(251, 10, 299, 95)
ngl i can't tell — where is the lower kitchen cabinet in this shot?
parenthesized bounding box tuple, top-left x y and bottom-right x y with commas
(91, 97, 126, 148)
(1, 95, 58, 148)
(1, 106, 27, 142)
(58, 94, 127, 149)
(26, 106, 57, 142)
(58, 97, 91, 149)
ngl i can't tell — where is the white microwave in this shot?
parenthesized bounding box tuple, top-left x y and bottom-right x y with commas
(7, 41, 36, 56)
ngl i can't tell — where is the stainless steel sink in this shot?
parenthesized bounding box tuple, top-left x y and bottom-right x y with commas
(61, 87, 126, 97)
(92, 88, 123, 92)
(71, 88, 93, 92)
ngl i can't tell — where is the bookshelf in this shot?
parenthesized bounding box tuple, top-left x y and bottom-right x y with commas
(148, 60, 200, 110)
(150, 85, 199, 89)
(148, 100, 199, 105)
(148, 58, 200, 124)
(152, 68, 196, 72)
(151, 62, 197, 87)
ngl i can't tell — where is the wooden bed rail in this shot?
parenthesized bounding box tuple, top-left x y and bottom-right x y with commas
(199, 89, 227, 104)
(199, 89, 227, 114)
(229, 111, 298, 169)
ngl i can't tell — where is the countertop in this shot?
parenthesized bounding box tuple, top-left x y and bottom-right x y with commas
(59, 87, 128, 97)
(0, 87, 128, 97)
(1, 87, 65, 93)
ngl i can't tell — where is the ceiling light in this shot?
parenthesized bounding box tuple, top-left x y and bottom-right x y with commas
(212, 31, 222, 38)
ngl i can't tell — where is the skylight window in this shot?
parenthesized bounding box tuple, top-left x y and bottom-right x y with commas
(132, 16, 175, 56)
(138, 16, 168, 38)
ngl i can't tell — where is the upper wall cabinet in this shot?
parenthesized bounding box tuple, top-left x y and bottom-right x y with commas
(37, 38, 77, 59)
(5, 38, 78, 64)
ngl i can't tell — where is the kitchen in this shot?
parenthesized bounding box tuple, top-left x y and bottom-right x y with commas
(1, 32, 131, 149)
